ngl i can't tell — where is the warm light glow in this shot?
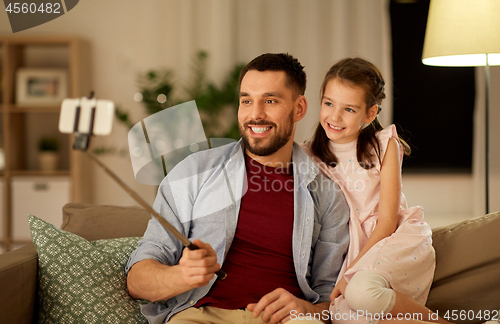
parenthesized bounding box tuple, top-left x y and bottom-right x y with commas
(422, 0, 500, 67)
(423, 54, 500, 67)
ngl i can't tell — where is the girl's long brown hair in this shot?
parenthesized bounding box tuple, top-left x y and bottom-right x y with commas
(310, 57, 410, 170)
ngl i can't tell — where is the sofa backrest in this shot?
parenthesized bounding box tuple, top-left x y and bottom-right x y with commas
(61, 202, 151, 241)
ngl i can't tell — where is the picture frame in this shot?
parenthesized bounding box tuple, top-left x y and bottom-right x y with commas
(16, 68, 68, 107)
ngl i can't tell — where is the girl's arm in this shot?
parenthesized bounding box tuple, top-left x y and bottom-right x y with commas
(331, 137, 402, 303)
(347, 137, 402, 270)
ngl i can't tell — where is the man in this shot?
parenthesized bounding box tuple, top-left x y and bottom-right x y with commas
(126, 53, 349, 324)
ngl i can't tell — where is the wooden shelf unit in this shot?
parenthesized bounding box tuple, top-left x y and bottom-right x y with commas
(0, 35, 92, 251)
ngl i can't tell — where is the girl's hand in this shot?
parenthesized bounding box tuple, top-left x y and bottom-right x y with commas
(329, 277, 348, 305)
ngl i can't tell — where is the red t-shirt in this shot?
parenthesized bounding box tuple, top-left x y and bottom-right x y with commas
(195, 154, 303, 309)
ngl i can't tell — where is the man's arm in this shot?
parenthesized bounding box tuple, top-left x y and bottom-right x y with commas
(125, 162, 219, 302)
(127, 239, 221, 302)
(127, 260, 186, 302)
(247, 289, 330, 323)
(125, 144, 237, 303)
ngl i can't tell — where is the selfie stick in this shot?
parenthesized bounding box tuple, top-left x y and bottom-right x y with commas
(70, 92, 226, 280)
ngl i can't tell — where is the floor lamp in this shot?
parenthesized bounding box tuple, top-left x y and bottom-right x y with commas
(422, 0, 500, 214)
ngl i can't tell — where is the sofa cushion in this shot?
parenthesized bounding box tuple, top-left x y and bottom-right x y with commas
(28, 214, 147, 324)
(427, 211, 500, 324)
(62, 203, 151, 241)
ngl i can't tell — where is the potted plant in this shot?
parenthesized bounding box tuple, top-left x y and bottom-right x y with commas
(115, 51, 243, 139)
(37, 137, 59, 172)
(97, 51, 243, 157)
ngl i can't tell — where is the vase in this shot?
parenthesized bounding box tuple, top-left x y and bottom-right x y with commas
(38, 152, 59, 172)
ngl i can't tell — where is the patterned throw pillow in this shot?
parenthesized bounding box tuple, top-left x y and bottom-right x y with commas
(28, 214, 147, 324)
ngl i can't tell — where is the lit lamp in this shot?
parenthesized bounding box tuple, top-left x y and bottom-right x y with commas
(422, 0, 500, 214)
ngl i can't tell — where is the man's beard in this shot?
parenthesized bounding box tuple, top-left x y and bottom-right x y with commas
(239, 110, 294, 157)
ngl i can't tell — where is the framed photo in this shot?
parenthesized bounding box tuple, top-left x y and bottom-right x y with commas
(16, 68, 68, 107)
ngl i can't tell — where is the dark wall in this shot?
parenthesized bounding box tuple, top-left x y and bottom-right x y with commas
(390, 0, 475, 173)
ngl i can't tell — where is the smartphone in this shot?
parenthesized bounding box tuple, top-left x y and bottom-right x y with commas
(59, 98, 115, 136)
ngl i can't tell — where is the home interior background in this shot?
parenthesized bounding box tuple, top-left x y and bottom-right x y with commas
(0, 0, 498, 248)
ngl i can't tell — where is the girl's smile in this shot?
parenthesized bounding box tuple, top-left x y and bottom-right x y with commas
(326, 123, 344, 131)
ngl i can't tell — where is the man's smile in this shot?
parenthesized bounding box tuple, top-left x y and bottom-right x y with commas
(249, 126, 273, 136)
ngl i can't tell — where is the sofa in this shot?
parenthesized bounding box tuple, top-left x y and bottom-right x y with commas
(0, 202, 499, 324)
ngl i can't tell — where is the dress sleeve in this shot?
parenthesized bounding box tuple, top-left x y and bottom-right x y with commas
(376, 124, 403, 164)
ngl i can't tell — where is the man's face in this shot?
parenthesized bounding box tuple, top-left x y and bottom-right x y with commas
(238, 70, 297, 157)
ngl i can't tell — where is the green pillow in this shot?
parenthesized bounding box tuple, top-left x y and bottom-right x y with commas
(28, 214, 147, 324)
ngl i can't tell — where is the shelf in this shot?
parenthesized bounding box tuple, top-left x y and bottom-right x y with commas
(10, 170, 70, 177)
(0, 34, 82, 45)
(8, 105, 61, 113)
(1, 35, 90, 252)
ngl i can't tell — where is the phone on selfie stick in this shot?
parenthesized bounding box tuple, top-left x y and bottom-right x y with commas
(59, 92, 227, 280)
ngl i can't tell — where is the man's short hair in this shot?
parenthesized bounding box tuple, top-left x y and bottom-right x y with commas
(238, 53, 306, 97)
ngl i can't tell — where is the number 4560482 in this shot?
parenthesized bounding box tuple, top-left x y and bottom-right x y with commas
(443, 310, 499, 321)
(5, 2, 61, 14)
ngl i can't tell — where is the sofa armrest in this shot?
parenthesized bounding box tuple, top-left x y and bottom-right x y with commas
(428, 211, 500, 324)
(0, 243, 38, 324)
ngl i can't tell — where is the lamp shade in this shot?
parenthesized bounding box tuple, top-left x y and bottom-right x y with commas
(422, 0, 500, 66)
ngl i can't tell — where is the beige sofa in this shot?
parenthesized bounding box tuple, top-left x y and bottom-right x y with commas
(0, 203, 499, 324)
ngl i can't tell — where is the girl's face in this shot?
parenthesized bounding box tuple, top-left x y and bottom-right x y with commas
(320, 78, 377, 144)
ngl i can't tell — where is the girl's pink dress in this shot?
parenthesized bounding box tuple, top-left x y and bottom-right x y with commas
(301, 125, 435, 323)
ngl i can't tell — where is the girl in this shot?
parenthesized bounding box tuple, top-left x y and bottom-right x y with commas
(301, 58, 445, 324)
